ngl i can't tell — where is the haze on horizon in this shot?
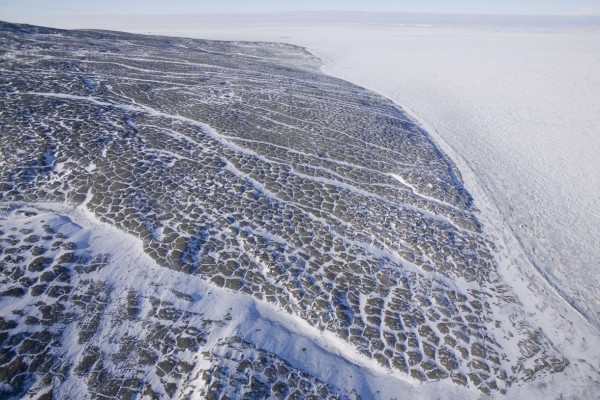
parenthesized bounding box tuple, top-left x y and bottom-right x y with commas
(1, 0, 600, 17)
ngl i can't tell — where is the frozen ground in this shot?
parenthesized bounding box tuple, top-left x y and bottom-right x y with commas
(16, 11, 600, 335)
(0, 15, 599, 399)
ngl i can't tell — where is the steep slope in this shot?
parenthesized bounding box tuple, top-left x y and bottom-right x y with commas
(0, 22, 581, 398)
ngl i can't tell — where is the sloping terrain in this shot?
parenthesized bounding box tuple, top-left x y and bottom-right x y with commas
(0, 22, 575, 398)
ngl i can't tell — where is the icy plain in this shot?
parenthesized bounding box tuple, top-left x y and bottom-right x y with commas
(0, 14, 599, 400)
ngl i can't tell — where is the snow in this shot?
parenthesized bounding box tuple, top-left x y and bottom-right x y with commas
(2, 11, 600, 398)
(24, 10, 600, 333)
(302, 28, 600, 333)
(6, 201, 478, 399)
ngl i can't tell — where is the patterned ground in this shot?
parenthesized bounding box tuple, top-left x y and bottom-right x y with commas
(0, 21, 569, 398)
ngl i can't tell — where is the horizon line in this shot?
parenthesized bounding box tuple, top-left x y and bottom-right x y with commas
(2, 10, 600, 18)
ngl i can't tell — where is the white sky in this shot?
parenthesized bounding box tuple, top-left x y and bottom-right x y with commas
(1, 0, 600, 16)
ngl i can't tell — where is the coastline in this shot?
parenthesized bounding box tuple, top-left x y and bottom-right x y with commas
(310, 44, 600, 396)
(1, 18, 599, 397)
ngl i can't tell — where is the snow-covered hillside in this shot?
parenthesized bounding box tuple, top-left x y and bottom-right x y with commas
(0, 20, 599, 399)
(16, 11, 599, 333)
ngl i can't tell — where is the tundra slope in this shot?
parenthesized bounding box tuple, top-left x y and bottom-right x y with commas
(0, 22, 583, 398)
